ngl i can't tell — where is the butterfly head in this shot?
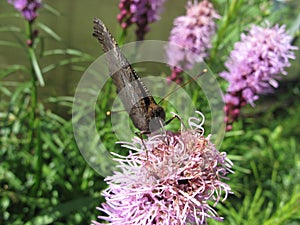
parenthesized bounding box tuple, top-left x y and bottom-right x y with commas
(147, 103, 166, 133)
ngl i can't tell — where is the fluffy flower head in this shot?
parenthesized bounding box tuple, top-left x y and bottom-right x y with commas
(166, 0, 220, 83)
(8, 0, 42, 22)
(92, 112, 233, 225)
(117, 0, 166, 40)
(220, 22, 297, 130)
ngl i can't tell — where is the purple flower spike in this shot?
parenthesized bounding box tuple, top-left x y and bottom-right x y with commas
(220, 22, 297, 130)
(8, 0, 42, 22)
(92, 112, 233, 225)
(166, 0, 220, 83)
(117, 0, 166, 40)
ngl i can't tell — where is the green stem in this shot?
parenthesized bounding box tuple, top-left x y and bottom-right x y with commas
(26, 21, 37, 152)
(25, 21, 43, 196)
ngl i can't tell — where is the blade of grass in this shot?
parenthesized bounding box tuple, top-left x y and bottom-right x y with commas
(36, 22, 61, 41)
(28, 47, 45, 86)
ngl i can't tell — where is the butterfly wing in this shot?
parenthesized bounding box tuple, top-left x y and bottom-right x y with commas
(93, 18, 164, 132)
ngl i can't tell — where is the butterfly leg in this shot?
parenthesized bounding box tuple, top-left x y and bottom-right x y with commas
(165, 114, 188, 130)
(135, 131, 150, 160)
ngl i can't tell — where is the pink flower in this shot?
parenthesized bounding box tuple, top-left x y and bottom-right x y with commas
(166, 0, 220, 83)
(8, 0, 42, 22)
(92, 112, 233, 225)
(220, 22, 297, 130)
(117, 0, 166, 40)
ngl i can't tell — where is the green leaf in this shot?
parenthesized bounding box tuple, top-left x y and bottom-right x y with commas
(36, 22, 61, 41)
(43, 4, 61, 16)
(0, 26, 21, 32)
(0, 40, 21, 48)
(45, 111, 67, 124)
(43, 48, 93, 58)
(47, 96, 74, 108)
(0, 86, 11, 96)
(0, 12, 21, 19)
(0, 65, 28, 79)
(42, 57, 92, 73)
(28, 47, 45, 86)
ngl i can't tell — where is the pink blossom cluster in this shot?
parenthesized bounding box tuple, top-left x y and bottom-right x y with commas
(92, 113, 233, 224)
(220, 23, 297, 130)
(166, 0, 220, 83)
(8, 0, 42, 22)
(117, 0, 166, 40)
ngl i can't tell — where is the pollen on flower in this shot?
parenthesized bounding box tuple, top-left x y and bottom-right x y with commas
(92, 112, 233, 225)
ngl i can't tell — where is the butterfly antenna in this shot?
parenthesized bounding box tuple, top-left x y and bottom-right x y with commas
(158, 68, 208, 104)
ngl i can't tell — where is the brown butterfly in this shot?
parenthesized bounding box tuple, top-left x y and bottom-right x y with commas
(93, 18, 166, 133)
